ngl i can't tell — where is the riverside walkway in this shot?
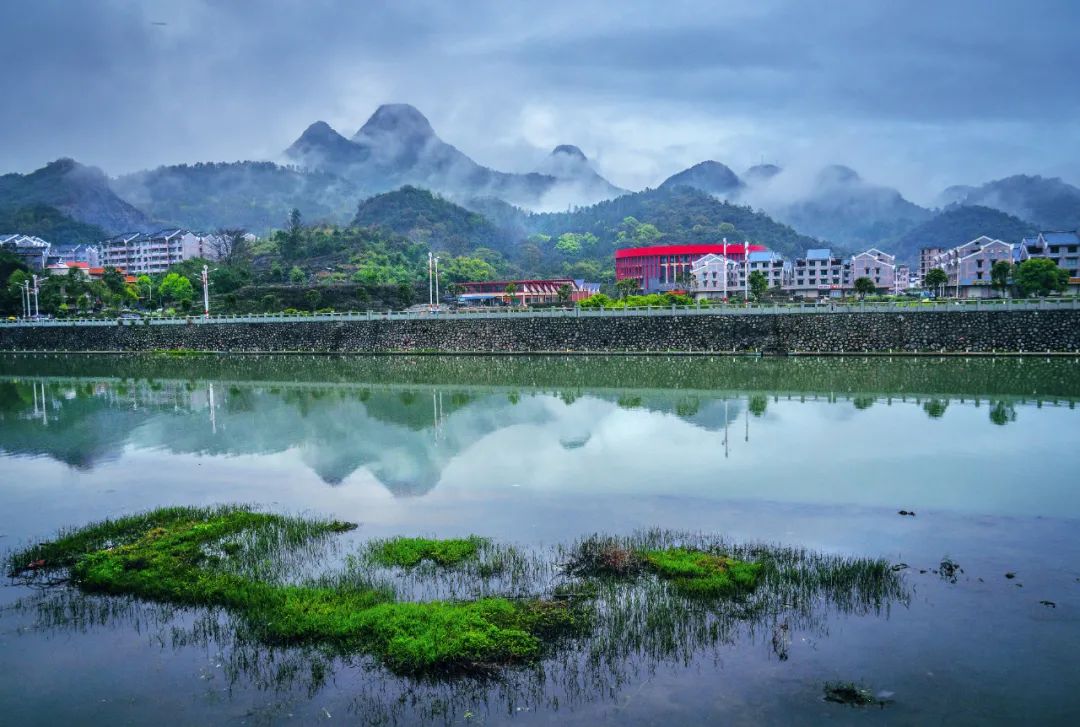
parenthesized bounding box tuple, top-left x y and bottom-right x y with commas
(3, 297, 1078, 328)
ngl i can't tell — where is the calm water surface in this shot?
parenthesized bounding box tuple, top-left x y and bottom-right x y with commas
(1, 354, 1078, 725)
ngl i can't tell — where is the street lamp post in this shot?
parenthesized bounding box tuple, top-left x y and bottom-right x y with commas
(202, 265, 210, 318)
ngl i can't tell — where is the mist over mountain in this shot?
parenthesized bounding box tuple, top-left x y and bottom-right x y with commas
(886, 205, 1037, 263)
(111, 161, 362, 233)
(285, 104, 624, 212)
(0, 158, 155, 233)
(938, 175, 1080, 230)
(658, 160, 933, 255)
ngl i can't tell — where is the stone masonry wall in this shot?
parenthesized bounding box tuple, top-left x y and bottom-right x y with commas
(1, 310, 1078, 354)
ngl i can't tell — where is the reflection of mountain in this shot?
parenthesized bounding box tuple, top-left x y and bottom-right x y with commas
(1, 356, 1074, 494)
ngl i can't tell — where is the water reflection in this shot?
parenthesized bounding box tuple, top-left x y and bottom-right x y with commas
(1, 354, 1078, 495)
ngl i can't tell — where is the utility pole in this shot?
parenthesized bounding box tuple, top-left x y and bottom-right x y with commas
(201, 265, 210, 318)
(427, 252, 434, 308)
(32, 274, 40, 318)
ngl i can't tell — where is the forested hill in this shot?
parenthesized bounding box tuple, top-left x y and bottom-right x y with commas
(0, 204, 107, 245)
(887, 205, 1037, 263)
(523, 186, 824, 258)
(352, 186, 503, 256)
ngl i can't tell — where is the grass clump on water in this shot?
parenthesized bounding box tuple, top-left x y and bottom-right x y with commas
(367, 536, 485, 568)
(643, 548, 763, 597)
(8, 507, 581, 675)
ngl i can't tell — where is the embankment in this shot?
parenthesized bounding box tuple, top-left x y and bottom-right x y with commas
(1, 310, 1078, 354)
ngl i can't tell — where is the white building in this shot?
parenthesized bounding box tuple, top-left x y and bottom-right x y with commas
(785, 248, 851, 298)
(850, 248, 897, 293)
(100, 229, 217, 274)
(690, 253, 740, 300)
(743, 250, 791, 290)
(927, 236, 1014, 298)
(0, 234, 51, 270)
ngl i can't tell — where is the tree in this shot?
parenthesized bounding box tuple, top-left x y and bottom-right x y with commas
(281, 208, 303, 259)
(211, 228, 250, 266)
(504, 282, 517, 305)
(557, 284, 573, 306)
(615, 277, 640, 299)
(158, 272, 194, 304)
(748, 270, 768, 300)
(288, 266, 306, 285)
(443, 256, 496, 283)
(101, 266, 126, 296)
(853, 277, 877, 297)
(990, 260, 1013, 297)
(924, 267, 948, 296)
(136, 275, 153, 306)
(1014, 258, 1068, 297)
(304, 289, 322, 311)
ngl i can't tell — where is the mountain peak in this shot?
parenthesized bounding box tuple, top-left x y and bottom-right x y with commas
(744, 163, 782, 183)
(818, 164, 862, 185)
(297, 120, 340, 140)
(355, 104, 435, 141)
(551, 144, 587, 162)
(660, 161, 742, 195)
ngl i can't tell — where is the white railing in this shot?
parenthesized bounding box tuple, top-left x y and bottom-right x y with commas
(2, 297, 1078, 327)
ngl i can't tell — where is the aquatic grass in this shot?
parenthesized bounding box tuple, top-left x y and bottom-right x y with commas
(366, 536, 486, 568)
(11, 508, 581, 675)
(643, 548, 763, 597)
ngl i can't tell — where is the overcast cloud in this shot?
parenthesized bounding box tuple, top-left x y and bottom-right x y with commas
(1, 0, 1077, 203)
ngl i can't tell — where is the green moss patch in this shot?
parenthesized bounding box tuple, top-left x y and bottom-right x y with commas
(644, 548, 763, 597)
(367, 536, 485, 568)
(9, 508, 580, 675)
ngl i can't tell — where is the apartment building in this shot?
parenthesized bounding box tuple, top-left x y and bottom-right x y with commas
(928, 236, 1013, 298)
(744, 250, 791, 290)
(785, 248, 851, 298)
(919, 247, 942, 279)
(100, 229, 217, 274)
(1, 234, 53, 270)
(689, 253, 741, 300)
(850, 248, 897, 293)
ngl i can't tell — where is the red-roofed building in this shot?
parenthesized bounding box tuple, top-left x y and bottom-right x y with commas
(456, 278, 599, 306)
(615, 243, 766, 293)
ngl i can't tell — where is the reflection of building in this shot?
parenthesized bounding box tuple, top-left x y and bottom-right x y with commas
(456, 278, 598, 306)
(0, 234, 51, 270)
(784, 248, 851, 298)
(615, 243, 765, 293)
(850, 248, 897, 293)
(927, 236, 1013, 298)
(100, 229, 217, 274)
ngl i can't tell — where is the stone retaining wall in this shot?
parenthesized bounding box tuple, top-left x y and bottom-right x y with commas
(1, 310, 1078, 354)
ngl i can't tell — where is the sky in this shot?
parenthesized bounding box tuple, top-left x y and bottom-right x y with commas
(1, 0, 1078, 204)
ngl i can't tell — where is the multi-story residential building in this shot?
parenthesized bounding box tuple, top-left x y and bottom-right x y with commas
(894, 264, 912, 294)
(850, 248, 897, 293)
(100, 229, 217, 274)
(919, 247, 942, 280)
(785, 248, 851, 298)
(928, 236, 1013, 298)
(744, 250, 791, 291)
(0, 234, 51, 270)
(53, 243, 101, 268)
(689, 254, 741, 300)
(1017, 232, 1080, 292)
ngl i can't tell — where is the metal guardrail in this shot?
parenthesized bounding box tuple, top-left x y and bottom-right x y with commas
(2, 297, 1078, 327)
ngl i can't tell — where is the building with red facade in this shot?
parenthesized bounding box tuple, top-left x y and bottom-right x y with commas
(615, 243, 766, 292)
